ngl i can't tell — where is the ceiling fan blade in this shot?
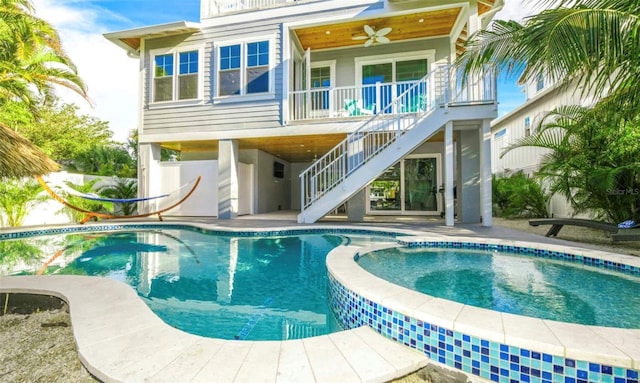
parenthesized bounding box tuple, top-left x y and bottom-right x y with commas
(376, 27, 392, 37)
(376, 36, 390, 44)
(363, 25, 375, 36)
(364, 38, 374, 47)
(352, 36, 369, 40)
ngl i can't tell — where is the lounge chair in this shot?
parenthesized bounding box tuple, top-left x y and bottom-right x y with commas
(528, 218, 618, 237)
(344, 99, 375, 116)
(401, 94, 428, 113)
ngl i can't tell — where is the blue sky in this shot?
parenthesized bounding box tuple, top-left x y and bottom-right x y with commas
(33, 0, 530, 142)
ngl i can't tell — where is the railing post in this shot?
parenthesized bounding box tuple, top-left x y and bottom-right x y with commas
(375, 81, 381, 114)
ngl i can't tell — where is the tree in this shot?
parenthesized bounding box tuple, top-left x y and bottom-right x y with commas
(460, 0, 640, 109)
(59, 179, 112, 223)
(0, 0, 88, 109)
(0, 178, 47, 226)
(70, 145, 136, 178)
(492, 172, 550, 219)
(16, 101, 113, 162)
(501, 104, 640, 223)
(98, 178, 138, 215)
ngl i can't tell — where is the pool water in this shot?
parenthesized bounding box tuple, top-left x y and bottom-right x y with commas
(1, 228, 397, 340)
(357, 247, 640, 328)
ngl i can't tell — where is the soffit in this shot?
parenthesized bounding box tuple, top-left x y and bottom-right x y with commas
(294, 8, 462, 51)
(161, 132, 446, 162)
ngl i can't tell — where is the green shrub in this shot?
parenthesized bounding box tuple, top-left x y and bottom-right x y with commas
(493, 172, 550, 218)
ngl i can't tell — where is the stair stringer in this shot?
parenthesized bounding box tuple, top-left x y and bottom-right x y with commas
(297, 108, 450, 223)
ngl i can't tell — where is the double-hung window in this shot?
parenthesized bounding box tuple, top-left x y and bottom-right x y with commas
(218, 40, 271, 97)
(152, 47, 201, 103)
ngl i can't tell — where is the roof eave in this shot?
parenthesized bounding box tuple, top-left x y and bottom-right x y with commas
(104, 21, 201, 57)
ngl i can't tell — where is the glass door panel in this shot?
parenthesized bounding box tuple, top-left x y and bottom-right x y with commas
(311, 66, 330, 111)
(362, 63, 392, 113)
(396, 59, 429, 113)
(404, 157, 438, 212)
(369, 162, 401, 211)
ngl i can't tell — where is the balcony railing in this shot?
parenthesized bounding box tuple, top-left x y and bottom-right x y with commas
(288, 65, 496, 122)
(208, 0, 305, 15)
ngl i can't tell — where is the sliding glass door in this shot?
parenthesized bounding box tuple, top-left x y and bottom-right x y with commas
(368, 155, 440, 215)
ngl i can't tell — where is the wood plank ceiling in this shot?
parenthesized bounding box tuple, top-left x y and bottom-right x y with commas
(294, 8, 463, 51)
(161, 132, 446, 163)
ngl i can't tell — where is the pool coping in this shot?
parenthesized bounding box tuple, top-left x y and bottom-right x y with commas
(326, 236, 640, 372)
(1, 275, 434, 383)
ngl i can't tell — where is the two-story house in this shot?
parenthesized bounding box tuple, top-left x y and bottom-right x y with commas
(105, 0, 501, 224)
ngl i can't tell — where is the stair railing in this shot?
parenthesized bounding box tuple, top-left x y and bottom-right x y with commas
(299, 64, 497, 214)
(299, 65, 451, 211)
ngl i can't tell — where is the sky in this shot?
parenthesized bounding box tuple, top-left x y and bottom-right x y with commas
(32, 0, 538, 143)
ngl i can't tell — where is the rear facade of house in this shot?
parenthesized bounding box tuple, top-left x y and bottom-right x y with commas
(105, 0, 501, 224)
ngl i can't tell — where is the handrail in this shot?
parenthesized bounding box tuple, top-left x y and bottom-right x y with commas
(299, 66, 445, 211)
(298, 63, 495, 214)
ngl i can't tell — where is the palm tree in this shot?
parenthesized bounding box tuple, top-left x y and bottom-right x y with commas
(0, 0, 88, 109)
(499, 103, 640, 223)
(98, 178, 138, 216)
(460, 0, 640, 108)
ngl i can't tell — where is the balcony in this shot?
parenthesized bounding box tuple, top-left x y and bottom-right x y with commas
(288, 65, 496, 122)
(206, 0, 315, 16)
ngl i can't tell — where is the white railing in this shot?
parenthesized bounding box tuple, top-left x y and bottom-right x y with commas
(289, 66, 495, 121)
(298, 64, 495, 212)
(208, 0, 303, 15)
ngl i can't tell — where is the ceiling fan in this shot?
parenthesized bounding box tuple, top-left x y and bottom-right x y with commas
(352, 25, 392, 47)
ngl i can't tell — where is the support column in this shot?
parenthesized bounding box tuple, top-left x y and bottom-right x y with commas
(138, 143, 161, 214)
(480, 119, 493, 227)
(459, 129, 481, 223)
(346, 189, 366, 222)
(218, 140, 239, 219)
(444, 121, 455, 226)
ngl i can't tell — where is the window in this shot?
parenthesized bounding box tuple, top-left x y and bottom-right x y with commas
(311, 66, 331, 111)
(153, 49, 200, 103)
(536, 73, 545, 92)
(218, 40, 271, 97)
(524, 116, 531, 137)
(494, 129, 507, 139)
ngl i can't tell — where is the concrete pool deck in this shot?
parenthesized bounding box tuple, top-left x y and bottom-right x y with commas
(1, 216, 639, 382)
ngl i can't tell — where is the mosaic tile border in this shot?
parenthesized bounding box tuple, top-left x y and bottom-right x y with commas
(396, 239, 640, 276)
(0, 223, 403, 241)
(328, 273, 640, 383)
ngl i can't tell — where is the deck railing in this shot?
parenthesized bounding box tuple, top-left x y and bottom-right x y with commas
(289, 65, 496, 122)
(298, 64, 495, 212)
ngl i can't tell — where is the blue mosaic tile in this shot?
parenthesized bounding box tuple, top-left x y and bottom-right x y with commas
(327, 273, 640, 383)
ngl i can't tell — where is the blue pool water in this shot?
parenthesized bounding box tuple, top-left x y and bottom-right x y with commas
(0, 227, 397, 340)
(356, 246, 640, 328)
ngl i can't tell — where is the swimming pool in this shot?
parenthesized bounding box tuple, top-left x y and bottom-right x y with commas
(356, 246, 640, 328)
(2, 224, 640, 383)
(0, 225, 398, 341)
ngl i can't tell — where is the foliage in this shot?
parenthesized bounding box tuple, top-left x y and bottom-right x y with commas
(69, 145, 136, 178)
(459, 0, 640, 111)
(502, 103, 640, 223)
(492, 172, 550, 219)
(98, 178, 138, 216)
(16, 102, 113, 162)
(0, 0, 88, 110)
(60, 179, 113, 222)
(0, 239, 44, 273)
(0, 178, 47, 226)
(128, 128, 179, 162)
